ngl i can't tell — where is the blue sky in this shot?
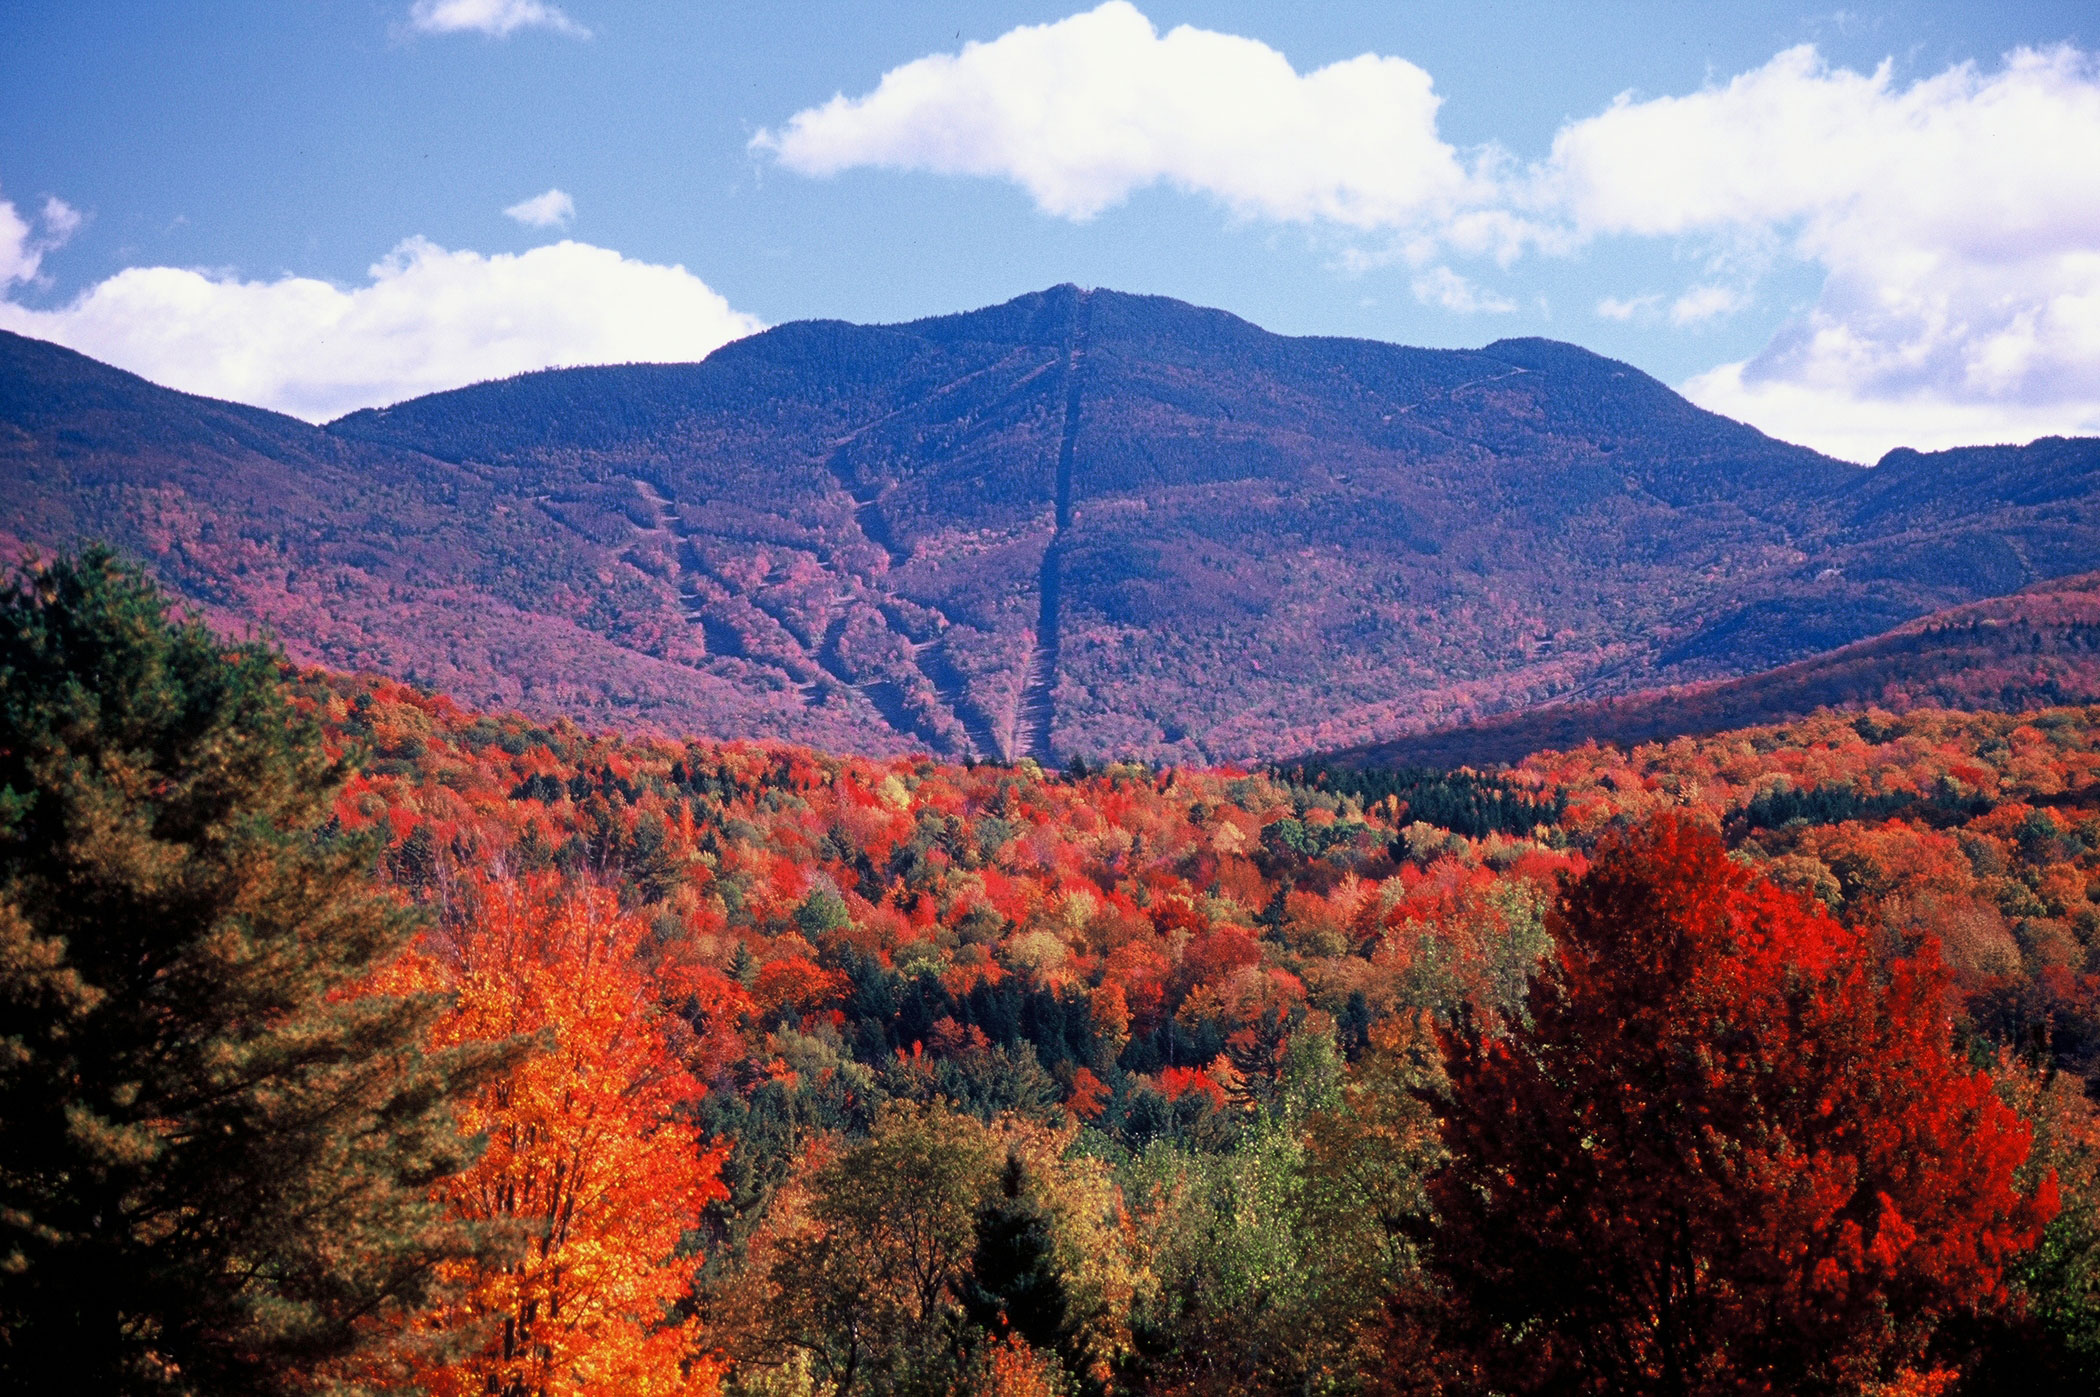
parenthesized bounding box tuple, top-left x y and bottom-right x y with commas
(2, 1, 2096, 460)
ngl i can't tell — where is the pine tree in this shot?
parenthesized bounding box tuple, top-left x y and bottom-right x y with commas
(964, 1151, 1071, 1355)
(0, 549, 505, 1395)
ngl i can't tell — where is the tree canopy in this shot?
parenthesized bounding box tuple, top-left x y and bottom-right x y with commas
(9, 548, 2100, 1393)
(0, 549, 500, 1394)
(1416, 814, 2058, 1395)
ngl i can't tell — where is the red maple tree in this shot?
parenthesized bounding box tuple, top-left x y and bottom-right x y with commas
(1411, 813, 2057, 1395)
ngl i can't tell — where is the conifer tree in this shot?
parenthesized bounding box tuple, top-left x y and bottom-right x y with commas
(963, 1151, 1071, 1355)
(0, 549, 502, 1395)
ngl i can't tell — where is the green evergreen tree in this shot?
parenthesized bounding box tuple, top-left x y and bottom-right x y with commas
(964, 1151, 1072, 1355)
(0, 549, 504, 1395)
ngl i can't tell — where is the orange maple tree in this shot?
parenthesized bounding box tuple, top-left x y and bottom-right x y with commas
(398, 874, 727, 1397)
(1416, 814, 2058, 1395)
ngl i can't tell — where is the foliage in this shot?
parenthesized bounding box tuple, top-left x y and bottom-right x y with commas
(716, 1102, 998, 1394)
(1117, 1020, 1439, 1396)
(1960, 1057, 2100, 1390)
(1416, 815, 2057, 1395)
(15, 548, 2100, 1394)
(0, 550, 499, 1395)
(965, 1152, 1075, 1359)
(385, 874, 728, 1397)
(1276, 765, 1565, 839)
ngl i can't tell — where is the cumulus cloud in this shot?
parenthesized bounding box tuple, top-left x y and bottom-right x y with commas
(1543, 44, 2100, 459)
(1411, 266, 1515, 315)
(751, 0, 1482, 229)
(408, 0, 587, 39)
(505, 188, 575, 228)
(1682, 360, 2100, 463)
(0, 191, 81, 287)
(757, 10, 2100, 458)
(0, 235, 761, 422)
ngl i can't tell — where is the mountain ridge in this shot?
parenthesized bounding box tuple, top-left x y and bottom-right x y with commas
(6, 285, 2100, 763)
(1312, 571, 2100, 771)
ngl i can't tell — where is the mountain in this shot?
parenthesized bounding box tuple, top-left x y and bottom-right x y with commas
(1316, 571, 2100, 770)
(0, 328, 884, 750)
(6, 284, 2100, 763)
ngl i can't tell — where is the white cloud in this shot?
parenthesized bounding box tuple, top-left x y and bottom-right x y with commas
(0, 204, 34, 286)
(1667, 284, 1748, 326)
(504, 188, 575, 229)
(0, 236, 761, 422)
(751, 1, 1481, 230)
(11, 22, 2099, 462)
(1410, 266, 1515, 315)
(38, 196, 82, 242)
(1683, 359, 2100, 463)
(1595, 293, 1660, 322)
(408, 0, 587, 39)
(756, 14, 2100, 455)
(1542, 44, 2100, 456)
(0, 191, 81, 287)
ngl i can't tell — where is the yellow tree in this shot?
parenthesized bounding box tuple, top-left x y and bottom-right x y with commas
(400, 874, 727, 1397)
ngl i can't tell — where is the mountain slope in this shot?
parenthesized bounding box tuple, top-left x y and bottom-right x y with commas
(1318, 572, 2100, 770)
(7, 287, 2100, 763)
(0, 331, 887, 748)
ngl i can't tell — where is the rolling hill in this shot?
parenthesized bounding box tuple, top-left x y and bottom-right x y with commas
(1316, 572, 2100, 770)
(6, 284, 2100, 764)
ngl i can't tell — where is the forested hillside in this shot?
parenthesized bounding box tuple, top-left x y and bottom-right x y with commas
(329, 673, 2100, 1393)
(7, 555, 2100, 1393)
(1328, 570, 2100, 770)
(9, 296, 2100, 765)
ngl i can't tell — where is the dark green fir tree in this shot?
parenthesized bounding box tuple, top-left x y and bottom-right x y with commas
(963, 1150, 1072, 1356)
(0, 549, 506, 1395)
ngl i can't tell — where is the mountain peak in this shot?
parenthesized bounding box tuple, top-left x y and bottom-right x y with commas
(7, 293, 2099, 765)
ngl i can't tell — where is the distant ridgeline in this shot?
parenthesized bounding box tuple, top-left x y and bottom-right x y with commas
(7, 297, 2100, 766)
(1319, 570, 2100, 772)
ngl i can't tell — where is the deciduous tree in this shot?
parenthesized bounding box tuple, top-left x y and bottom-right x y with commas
(1416, 814, 2056, 1395)
(397, 873, 727, 1397)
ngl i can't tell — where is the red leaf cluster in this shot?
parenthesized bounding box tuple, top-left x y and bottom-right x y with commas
(1418, 815, 2057, 1394)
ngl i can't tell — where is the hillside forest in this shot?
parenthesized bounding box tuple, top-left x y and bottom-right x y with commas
(13, 302, 2100, 769)
(5, 551, 2100, 1396)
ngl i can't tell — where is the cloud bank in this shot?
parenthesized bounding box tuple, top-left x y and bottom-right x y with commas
(0, 207, 760, 421)
(1551, 44, 2100, 458)
(758, 8, 2100, 461)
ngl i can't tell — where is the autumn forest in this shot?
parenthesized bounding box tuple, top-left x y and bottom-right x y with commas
(17, 0, 2100, 1386)
(4, 550, 2097, 1396)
